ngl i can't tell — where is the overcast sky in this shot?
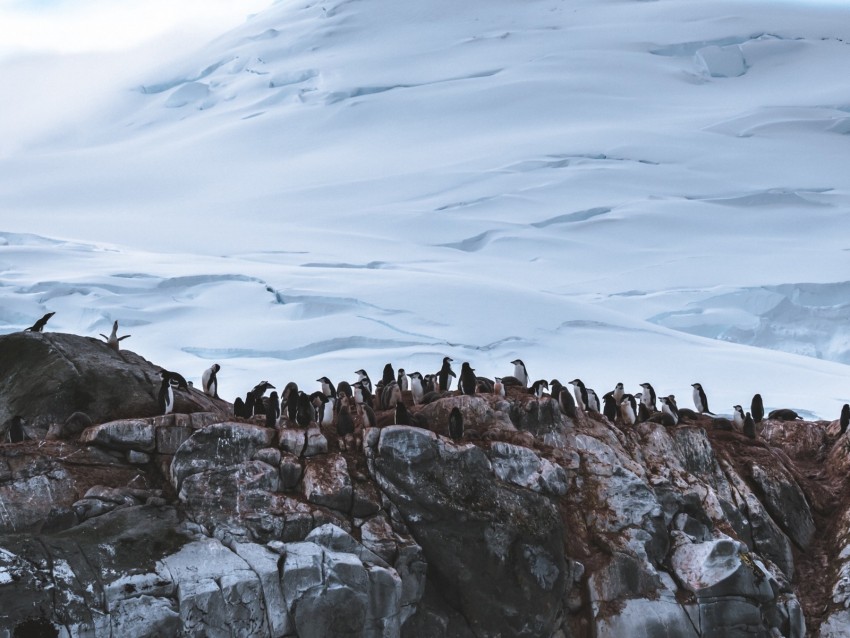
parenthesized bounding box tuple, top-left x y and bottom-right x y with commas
(0, 0, 275, 57)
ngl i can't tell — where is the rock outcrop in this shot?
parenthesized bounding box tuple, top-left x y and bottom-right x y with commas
(1, 335, 847, 636)
(0, 332, 228, 438)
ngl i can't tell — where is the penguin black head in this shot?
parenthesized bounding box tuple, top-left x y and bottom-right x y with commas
(213, 363, 221, 373)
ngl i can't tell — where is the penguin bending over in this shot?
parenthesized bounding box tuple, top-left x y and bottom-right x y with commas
(202, 364, 221, 399)
(529, 379, 549, 398)
(768, 409, 801, 421)
(296, 392, 314, 427)
(158, 372, 175, 415)
(100, 320, 131, 352)
(660, 396, 679, 426)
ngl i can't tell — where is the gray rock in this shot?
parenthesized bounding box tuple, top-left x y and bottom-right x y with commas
(0, 331, 228, 433)
(279, 428, 306, 456)
(750, 463, 815, 550)
(279, 452, 303, 491)
(369, 425, 567, 637)
(253, 446, 281, 467)
(488, 441, 568, 496)
(80, 418, 156, 452)
(127, 450, 151, 464)
(170, 422, 275, 491)
(304, 425, 328, 457)
(302, 453, 353, 513)
(156, 423, 193, 454)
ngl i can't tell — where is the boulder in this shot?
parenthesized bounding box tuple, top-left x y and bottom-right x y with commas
(302, 453, 353, 513)
(368, 425, 567, 638)
(0, 331, 228, 434)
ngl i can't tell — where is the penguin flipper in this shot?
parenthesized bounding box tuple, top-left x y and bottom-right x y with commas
(118, 335, 131, 341)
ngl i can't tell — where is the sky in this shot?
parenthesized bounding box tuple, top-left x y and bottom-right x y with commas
(0, 0, 275, 58)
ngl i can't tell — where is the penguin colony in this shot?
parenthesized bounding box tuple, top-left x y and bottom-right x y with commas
(9, 311, 850, 445)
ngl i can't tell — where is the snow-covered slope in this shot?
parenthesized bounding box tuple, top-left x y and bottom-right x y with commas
(1, 0, 849, 417)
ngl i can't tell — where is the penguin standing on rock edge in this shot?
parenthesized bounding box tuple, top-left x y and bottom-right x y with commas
(691, 383, 714, 415)
(438, 357, 456, 392)
(459, 363, 477, 396)
(202, 364, 221, 399)
(510, 359, 529, 388)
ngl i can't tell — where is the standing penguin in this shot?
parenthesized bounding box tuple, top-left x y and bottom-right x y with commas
(355, 369, 373, 394)
(336, 401, 355, 450)
(840, 404, 850, 436)
(586, 388, 601, 413)
(612, 382, 625, 405)
(382, 363, 395, 386)
(296, 391, 314, 427)
(619, 395, 637, 426)
(100, 320, 131, 351)
(397, 369, 408, 392)
(283, 382, 299, 421)
(202, 363, 221, 399)
(602, 391, 618, 422)
(557, 387, 577, 419)
(437, 357, 456, 392)
(691, 383, 714, 415)
(448, 407, 464, 441)
(494, 377, 505, 397)
(569, 379, 589, 411)
(639, 383, 657, 411)
(409, 372, 425, 405)
(510, 359, 530, 388)
(158, 372, 174, 415)
(317, 376, 336, 399)
(743, 412, 756, 439)
(459, 363, 477, 396)
(751, 394, 765, 424)
(732, 405, 746, 430)
(8, 416, 27, 443)
(266, 391, 281, 428)
(394, 402, 412, 426)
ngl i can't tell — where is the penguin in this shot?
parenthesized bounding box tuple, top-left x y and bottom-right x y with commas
(602, 391, 618, 422)
(612, 382, 625, 405)
(254, 393, 267, 416)
(660, 396, 679, 426)
(550, 380, 564, 401)
(395, 402, 412, 426)
(202, 364, 221, 399)
(743, 412, 756, 439)
(24, 311, 55, 333)
(619, 395, 637, 426)
(586, 388, 600, 413)
(732, 405, 746, 430)
(691, 383, 714, 415)
(459, 362, 477, 396)
(334, 381, 351, 399)
(712, 417, 734, 431)
(768, 408, 801, 421)
(381, 382, 402, 409)
(336, 401, 355, 447)
(423, 374, 438, 395)
(493, 377, 505, 398)
(9, 416, 27, 443)
(397, 369, 408, 392)
(569, 379, 589, 411)
(475, 377, 495, 394)
(557, 387, 577, 419)
(252, 380, 275, 397)
(317, 376, 336, 399)
(160, 369, 189, 391)
(233, 397, 246, 418)
(266, 391, 280, 428)
(751, 394, 765, 423)
(158, 372, 174, 415)
(296, 391, 314, 427)
(529, 379, 549, 398)
(841, 404, 850, 436)
(448, 407, 464, 441)
(437, 357, 456, 392)
(508, 359, 528, 388)
(281, 382, 299, 421)
(639, 383, 657, 411)
(99, 320, 131, 351)
(352, 381, 373, 408)
(409, 372, 425, 405)
(355, 369, 373, 394)
(382, 363, 395, 386)
(320, 395, 335, 426)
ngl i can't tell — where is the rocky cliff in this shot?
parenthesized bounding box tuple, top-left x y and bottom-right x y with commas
(0, 332, 848, 637)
